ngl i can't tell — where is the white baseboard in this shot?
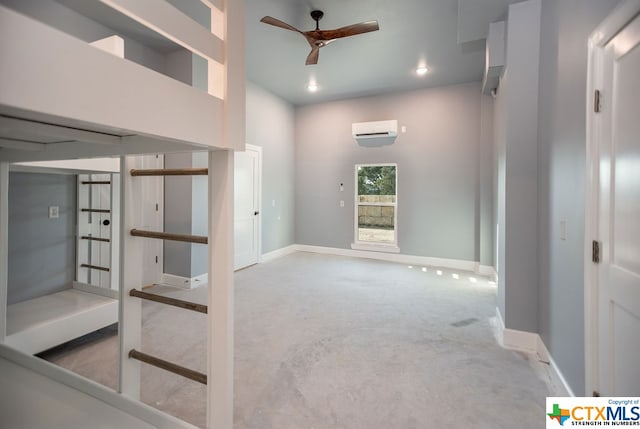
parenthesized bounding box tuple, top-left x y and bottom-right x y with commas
(478, 265, 498, 281)
(261, 244, 297, 263)
(294, 244, 482, 274)
(160, 273, 208, 289)
(262, 244, 493, 277)
(492, 307, 538, 353)
(494, 307, 575, 397)
(536, 335, 576, 397)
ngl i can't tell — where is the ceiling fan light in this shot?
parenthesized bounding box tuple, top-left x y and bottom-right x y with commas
(416, 66, 429, 76)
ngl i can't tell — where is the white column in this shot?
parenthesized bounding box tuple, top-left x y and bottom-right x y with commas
(0, 162, 8, 343)
(223, 0, 246, 152)
(207, 149, 234, 429)
(118, 156, 143, 399)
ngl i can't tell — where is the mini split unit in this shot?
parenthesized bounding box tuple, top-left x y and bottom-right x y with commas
(352, 120, 398, 147)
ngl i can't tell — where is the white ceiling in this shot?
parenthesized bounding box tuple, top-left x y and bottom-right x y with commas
(245, 0, 518, 105)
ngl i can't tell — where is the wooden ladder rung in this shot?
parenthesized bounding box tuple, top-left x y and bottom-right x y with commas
(130, 229, 208, 244)
(81, 263, 110, 272)
(130, 289, 207, 313)
(128, 349, 207, 385)
(81, 236, 110, 243)
(130, 168, 208, 177)
(81, 208, 111, 213)
(81, 181, 111, 185)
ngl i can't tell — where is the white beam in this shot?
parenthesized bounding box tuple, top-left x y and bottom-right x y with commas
(0, 163, 7, 343)
(207, 150, 234, 429)
(223, 0, 246, 151)
(118, 156, 143, 399)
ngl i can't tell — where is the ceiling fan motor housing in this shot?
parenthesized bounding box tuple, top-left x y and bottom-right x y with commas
(310, 10, 324, 22)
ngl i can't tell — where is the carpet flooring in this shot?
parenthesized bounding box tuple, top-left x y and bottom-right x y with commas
(40, 252, 552, 428)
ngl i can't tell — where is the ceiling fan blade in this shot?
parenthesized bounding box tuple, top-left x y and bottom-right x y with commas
(309, 20, 379, 41)
(260, 16, 302, 33)
(305, 46, 320, 65)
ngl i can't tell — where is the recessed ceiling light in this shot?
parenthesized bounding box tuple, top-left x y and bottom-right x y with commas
(307, 82, 318, 92)
(416, 66, 429, 76)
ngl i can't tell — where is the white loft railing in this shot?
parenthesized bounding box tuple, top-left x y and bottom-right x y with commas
(0, 1, 244, 428)
(0, 0, 245, 160)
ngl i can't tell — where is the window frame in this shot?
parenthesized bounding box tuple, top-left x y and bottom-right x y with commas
(351, 163, 400, 253)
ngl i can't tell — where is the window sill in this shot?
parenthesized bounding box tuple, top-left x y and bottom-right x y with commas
(351, 242, 400, 253)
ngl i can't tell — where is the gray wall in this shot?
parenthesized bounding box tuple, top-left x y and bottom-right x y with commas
(246, 82, 296, 254)
(536, 0, 620, 395)
(295, 83, 493, 263)
(163, 153, 193, 278)
(163, 81, 297, 274)
(160, 152, 209, 279)
(494, 0, 542, 334)
(8, 173, 75, 304)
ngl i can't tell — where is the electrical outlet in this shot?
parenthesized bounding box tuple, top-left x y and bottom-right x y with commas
(340, 200, 345, 207)
(272, 199, 276, 207)
(48, 206, 59, 219)
(560, 220, 567, 240)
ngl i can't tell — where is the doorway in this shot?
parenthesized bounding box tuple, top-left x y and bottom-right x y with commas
(234, 145, 261, 270)
(586, 3, 640, 396)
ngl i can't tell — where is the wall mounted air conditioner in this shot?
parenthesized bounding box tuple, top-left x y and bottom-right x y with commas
(482, 21, 505, 96)
(352, 120, 398, 147)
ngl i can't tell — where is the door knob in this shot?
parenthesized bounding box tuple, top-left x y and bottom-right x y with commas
(103, 219, 110, 226)
(254, 211, 260, 215)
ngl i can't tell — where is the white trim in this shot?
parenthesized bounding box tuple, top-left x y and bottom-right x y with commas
(350, 242, 400, 253)
(583, 0, 640, 398)
(503, 327, 538, 354)
(353, 163, 398, 248)
(478, 264, 498, 281)
(160, 272, 208, 289)
(261, 245, 297, 263)
(536, 335, 576, 397)
(258, 245, 494, 279)
(0, 163, 8, 343)
(0, 344, 199, 429)
(294, 244, 481, 273)
(493, 307, 537, 353)
(494, 308, 575, 397)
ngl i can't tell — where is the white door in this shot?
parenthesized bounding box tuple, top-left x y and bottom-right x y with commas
(595, 12, 640, 395)
(234, 145, 261, 270)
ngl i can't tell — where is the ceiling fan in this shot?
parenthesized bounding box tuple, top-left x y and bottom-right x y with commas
(260, 10, 379, 65)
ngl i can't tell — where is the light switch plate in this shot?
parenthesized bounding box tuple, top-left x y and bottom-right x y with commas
(49, 206, 59, 219)
(560, 220, 567, 240)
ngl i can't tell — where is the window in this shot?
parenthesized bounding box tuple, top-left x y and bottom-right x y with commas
(353, 164, 399, 252)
